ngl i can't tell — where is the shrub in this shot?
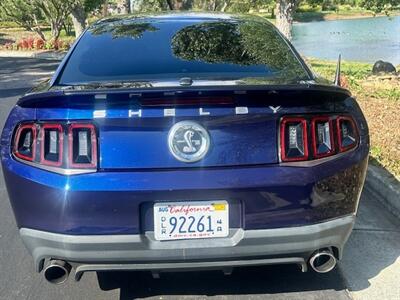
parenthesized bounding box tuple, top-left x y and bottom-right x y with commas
(26, 37, 34, 49)
(15, 37, 43, 50)
(4, 42, 13, 50)
(34, 38, 45, 50)
(11, 36, 71, 51)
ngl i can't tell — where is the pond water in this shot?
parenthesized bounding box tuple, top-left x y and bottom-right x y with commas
(292, 16, 400, 65)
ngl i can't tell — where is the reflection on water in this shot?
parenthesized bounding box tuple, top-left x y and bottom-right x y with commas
(292, 16, 400, 65)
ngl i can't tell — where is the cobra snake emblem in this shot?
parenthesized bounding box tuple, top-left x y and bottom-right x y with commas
(182, 130, 196, 153)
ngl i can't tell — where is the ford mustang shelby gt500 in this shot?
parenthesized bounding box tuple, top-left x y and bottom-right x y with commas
(0, 13, 369, 284)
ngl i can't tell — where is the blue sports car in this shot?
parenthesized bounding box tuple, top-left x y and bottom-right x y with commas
(0, 13, 369, 285)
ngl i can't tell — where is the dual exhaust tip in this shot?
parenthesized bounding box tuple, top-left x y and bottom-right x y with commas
(43, 249, 336, 284)
(43, 260, 71, 285)
(309, 248, 337, 273)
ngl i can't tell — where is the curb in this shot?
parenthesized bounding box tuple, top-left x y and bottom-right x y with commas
(365, 164, 400, 218)
(0, 50, 65, 60)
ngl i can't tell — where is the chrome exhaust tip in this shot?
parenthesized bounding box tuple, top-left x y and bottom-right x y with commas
(309, 249, 337, 273)
(43, 260, 71, 284)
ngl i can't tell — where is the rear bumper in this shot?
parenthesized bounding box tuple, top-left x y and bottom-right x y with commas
(3, 154, 368, 235)
(21, 214, 355, 277)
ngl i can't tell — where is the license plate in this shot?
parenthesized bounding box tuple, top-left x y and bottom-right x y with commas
(154, 201, 229, 241)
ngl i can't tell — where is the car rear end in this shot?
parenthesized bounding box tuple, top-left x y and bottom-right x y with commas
(0, 14, 369, 283)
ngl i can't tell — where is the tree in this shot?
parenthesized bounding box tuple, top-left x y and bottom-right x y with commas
(70, 4, 86, 37)
(116, 0, 131, 14)
(360, 0, 398, 14)
(0, 0, 46, 40)
(35, 0, 78, 40)
(306, 0, 323, 8)
(171, 18, 307, 82)
(131, 0, 144, 12)
(275, 0, 300, 40)
(91, 18, 158, 39)
(1, 0, 80, 40)
(70, 0, 105, 37)
(165, 0, 194, 10)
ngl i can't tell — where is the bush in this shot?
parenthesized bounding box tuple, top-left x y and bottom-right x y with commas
(34, 38, 45, 50)
(15, 37, 45, 50)
(3, 36, 73, 51)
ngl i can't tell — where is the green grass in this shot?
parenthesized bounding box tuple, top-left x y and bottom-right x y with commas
(373, 87, 400, 102)
(0, 21, 20, 28)
(307, 58, 372, 90)
(370, 146, 383, 161)
(309, 59, 399, 102)
(42, 29, 75, 40)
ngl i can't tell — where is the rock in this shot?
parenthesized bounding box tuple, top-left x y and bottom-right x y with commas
(372, 60, 396, 74)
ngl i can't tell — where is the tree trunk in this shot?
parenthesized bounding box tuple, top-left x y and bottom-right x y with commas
(208, 0, 217, 11)
(102, 1, 109, 17)
(71, 5, 87, 38)
(33, 28, 46, 41)
(166, 0, 174, 10)
(166, 0, 193, 10)
(51, 22, 61, 41)
(221, 3, 227, 12)
(131, 0, 144, 12)
(117, 0, 131, 14)
(276, 0, 298, 40)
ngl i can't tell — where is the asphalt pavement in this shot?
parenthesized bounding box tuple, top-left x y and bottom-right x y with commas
(0, 57, 399, 300)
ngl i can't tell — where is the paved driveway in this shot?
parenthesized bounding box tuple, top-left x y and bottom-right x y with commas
(0, 57, 399, 300)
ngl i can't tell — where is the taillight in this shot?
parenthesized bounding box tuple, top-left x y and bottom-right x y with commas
(40, 124, 63, 166)
(13, 122, 97, 174)
(68, 124, 97, 168)
(280, 115, 358, 163)
(13, 123, 37, 161)
(337, 116, 358, 152)
(280, 117, 309, 162)
(311, 117, 335, 158)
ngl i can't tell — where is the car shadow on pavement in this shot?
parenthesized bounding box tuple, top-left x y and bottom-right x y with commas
(96, 265, 349, 300)
(339, 185, 400, 296)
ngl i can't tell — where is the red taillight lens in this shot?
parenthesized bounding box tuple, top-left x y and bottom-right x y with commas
(40, 124, 63, 166)
(280, 117, 309, 162)
(311, 116, 335, 158)
(68, 124, 97, 168)
(337, 116, 358, 152)
(13, 123, 37, 161)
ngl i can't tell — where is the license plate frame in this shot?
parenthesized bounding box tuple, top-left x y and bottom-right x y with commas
(153, 200, 229, 241)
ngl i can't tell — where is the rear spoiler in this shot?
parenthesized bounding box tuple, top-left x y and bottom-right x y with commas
(17, 84, 351, 108)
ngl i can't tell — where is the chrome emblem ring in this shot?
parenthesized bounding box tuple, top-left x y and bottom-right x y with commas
(168, 121, 210, 163)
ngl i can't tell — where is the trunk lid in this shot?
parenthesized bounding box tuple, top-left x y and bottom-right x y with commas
(96, 111, 278, 169)
(20, 85, 351, 170)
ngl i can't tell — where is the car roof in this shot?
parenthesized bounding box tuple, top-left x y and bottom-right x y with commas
(91, 12, 275, 29)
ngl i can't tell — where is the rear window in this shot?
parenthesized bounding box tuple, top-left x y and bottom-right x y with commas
(57, 16, 310, 86)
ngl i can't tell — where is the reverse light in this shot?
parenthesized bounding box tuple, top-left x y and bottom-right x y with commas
(280, 117, 309, 162)
(337, 116, 358, 152)
(13, 123, 37, 161)
(68, 124, 97, 168)
(40, 124, 63, 166)
(311, 117, 335, 158)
